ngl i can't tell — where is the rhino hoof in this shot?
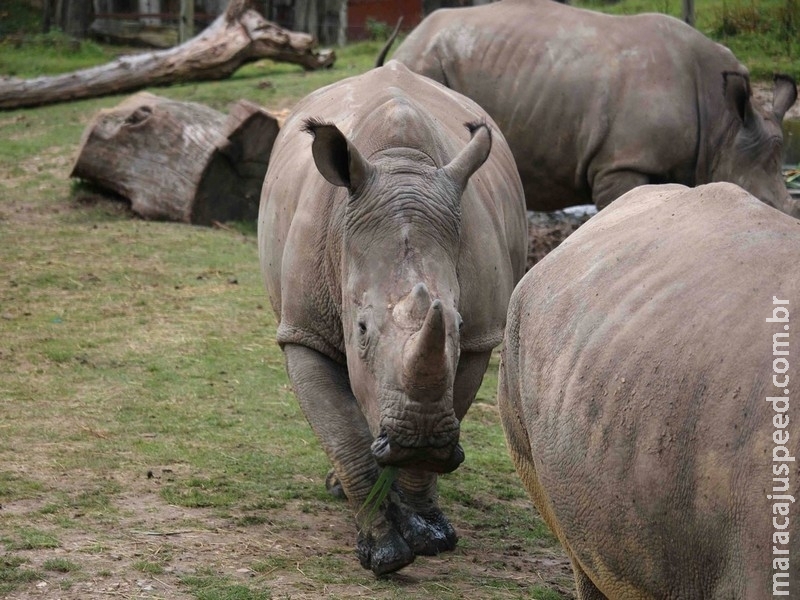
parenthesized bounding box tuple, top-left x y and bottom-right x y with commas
(325, 468, 346, 500)
(390, 503, 457, 556)
(356, 524, 415, 576)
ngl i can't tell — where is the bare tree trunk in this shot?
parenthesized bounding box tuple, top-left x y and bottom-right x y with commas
(179, 0, 195, 43)
(0, 0, 334, 111)
(71, 92, 281, 224)
(337, 0, 347, 46)
(43, 0, 53, 33)
(294, 0, 310, 32)
(682, 0, 695, 27)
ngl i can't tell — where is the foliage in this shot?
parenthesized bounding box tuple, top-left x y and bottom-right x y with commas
(0, 0, 41, 35)
(0, 32, 113, 77)
(365, 17, 393, 40)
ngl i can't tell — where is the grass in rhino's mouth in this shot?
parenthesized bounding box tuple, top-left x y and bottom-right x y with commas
(358, 466, 400, 527)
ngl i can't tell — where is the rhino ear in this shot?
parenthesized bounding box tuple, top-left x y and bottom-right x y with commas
(723, 71, 755, 125)
(773, 74, 798, 123)
(303, 119, 372, 191)
(442, 121, 492, 190)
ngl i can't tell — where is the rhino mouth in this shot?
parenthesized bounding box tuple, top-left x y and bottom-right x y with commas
(371, 430, 465, 473)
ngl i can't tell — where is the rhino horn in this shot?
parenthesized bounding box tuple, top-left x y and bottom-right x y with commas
(407, 282, 432, 320)
(772, 74, 798, 122)
(403, 299, 448, 395)
(442, 121, 492, 190)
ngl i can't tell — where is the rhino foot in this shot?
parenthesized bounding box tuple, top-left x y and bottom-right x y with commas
(356, 515, 415, 576)
(355, 489, 456, 575)
(388, 501, 457, 556)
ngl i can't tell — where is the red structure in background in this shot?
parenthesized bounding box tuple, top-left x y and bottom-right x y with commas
(347, 0, 423, 40)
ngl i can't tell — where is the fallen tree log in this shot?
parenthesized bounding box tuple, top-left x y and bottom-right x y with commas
(0, 0, 334, 111)
(71, 92, 280, 224)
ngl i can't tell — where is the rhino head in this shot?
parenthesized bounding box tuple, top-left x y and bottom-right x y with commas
(303, 119, 492, 473)
(716, 72, 799, 218)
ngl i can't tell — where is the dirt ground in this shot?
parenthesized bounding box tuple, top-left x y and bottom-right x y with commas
(2, 471, 573, 599)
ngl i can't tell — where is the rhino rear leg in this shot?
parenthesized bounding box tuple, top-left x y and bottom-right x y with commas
(283, 344, 415, 575)
(574, 565, 609, 600)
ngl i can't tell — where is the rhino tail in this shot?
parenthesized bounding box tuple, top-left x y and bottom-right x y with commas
(374, 17, 403, 68)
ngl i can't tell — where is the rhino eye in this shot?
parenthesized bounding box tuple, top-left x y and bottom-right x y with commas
(358, 320, 368, 335)
(457, 316, 464, 331)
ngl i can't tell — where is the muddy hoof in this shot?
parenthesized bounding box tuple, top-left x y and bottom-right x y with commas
(356, 522, 415, 576)
(325, 468, 346, 500)
(390, 502, 457, 556)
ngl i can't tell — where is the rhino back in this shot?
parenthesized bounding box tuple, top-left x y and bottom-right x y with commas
(503, 183, 799, 596)
(393, 0, 744, 210)
(258, 61, 526, 361)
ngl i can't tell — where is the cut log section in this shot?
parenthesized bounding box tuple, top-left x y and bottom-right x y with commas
(71, 92, 280, 225)
(0, 0, 334, 110)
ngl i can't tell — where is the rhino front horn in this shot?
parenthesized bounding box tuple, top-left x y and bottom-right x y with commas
(403, 299, 447, 396)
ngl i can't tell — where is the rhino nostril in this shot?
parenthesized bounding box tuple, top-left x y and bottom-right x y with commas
(371, 431, 391, 462)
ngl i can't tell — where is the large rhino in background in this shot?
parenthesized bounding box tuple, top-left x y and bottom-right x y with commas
(389, 0, 799, 216)
(258, 60, 527, 575)
(498, 182, 799, 598)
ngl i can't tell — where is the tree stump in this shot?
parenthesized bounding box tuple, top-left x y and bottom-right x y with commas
(70, 92, 280, 225)
(0, 0, 335, 110)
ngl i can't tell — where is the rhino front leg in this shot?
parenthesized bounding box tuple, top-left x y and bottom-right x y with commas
(391, 469, 457, 555)
(381, 350, 491, 556)
(591, 169, 650, 210)
(282, 344, 415, 575)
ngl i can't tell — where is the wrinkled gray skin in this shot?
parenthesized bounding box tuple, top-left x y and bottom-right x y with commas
(258, 61, 527, 576)
(499, 182, 799, 599)
(390, 0, 799, 216)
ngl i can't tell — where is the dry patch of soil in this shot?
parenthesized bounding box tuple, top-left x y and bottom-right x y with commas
(2, 477, 573, 599)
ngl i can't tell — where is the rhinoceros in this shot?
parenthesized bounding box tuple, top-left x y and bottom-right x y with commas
(388, 0, 799, 217)
(498, 182, 799, 598)
(258, 60, 527, 575)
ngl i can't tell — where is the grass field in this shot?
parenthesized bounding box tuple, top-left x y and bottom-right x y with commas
(0, 1, 798, 598)
(0, 35, 576, 600)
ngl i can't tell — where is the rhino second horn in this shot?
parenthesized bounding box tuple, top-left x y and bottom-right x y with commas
(409, 283, 432, 319)
(403, 299, 448, 396)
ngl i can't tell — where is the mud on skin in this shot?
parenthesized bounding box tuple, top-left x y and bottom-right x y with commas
(356, 487, 458, 575)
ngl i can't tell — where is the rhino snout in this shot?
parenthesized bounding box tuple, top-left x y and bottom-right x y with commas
(371, 427, 465, 473)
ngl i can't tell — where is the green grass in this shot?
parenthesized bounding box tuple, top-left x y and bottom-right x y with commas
(3, 528, 60, 551)
(0, 556, 43, 596)
(0, 32, 120, 77)
(181, 569, 272, 600)
(4, 0, 794, 596)
(42, 557, 81, 573)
